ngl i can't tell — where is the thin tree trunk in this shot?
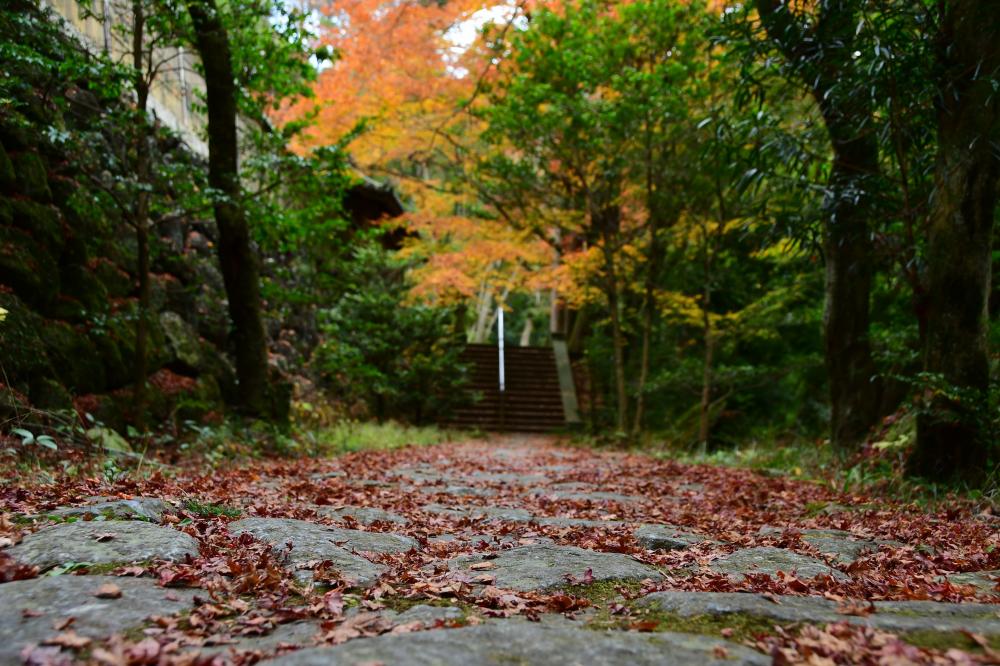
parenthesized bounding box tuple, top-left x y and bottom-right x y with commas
(186, 0, 272, 417)
(698, 252, 713, 447)
(596, 204, 628, 432)
(912, 0, 1000, 483)
(519, 317, 533, 346)
(131, 0, 151, 427)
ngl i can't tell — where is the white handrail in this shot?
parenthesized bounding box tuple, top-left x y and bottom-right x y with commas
(497, 306, 505, 393)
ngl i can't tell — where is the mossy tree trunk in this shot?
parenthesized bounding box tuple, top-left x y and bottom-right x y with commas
(911, 0, 1000, 483)
(185, 0, 272, 417)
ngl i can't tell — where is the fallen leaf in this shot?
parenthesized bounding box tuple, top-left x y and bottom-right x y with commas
(94, 583, 122, 599)
(43, 631, 91, 649)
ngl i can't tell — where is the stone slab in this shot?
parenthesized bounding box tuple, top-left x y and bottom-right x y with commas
(702, 547, 849, 582)
(449, 544, 663, 591)
(262, 621, 768, 665)
(228, 518, 397, 586)
(943, 570, 1000, 596)
(315, 506, 407, 526)
(635, 524, 707, 551)
(639, 591, 1000, 635)
(40, 497, 171, 522)
(0, 575, 197, 663)
(758, 527, 897, 565)
(5, 520, 198, 571)
(419, 485, 497, 497)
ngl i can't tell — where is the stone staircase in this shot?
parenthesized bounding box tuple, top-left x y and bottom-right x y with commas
(446, 344, 568, 433)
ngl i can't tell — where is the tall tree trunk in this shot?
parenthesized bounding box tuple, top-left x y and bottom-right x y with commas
(912, 0, 1000, 483)
(632, 227, 664, 437)
(596, 204, 628, 432)
(131, 0, 151, 428)
(186, 0, 272, 417)
(816, 122, 882, 451)
(756, 0, 882, 451)
(698, 232, 713, 447)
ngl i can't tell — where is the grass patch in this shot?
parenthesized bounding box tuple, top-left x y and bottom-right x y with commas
(902, 629, 1000, 653)
(305, 421, 456, 457)
(621, 607, 785, 642)
(562, 579, 644, 606)
(183, 499, 242, 518)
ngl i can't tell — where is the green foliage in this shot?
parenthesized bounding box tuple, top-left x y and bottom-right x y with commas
(313, 247, 468, 424)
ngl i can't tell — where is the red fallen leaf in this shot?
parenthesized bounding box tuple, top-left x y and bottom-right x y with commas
(390, 621, 423, 634)
(22, 608, 43, 618)
(836, 600, 874, 616)
(712, 646, 729, 659)
(53, 617, 75, 631)
(43, 631, 91, 649)
(20, 644, 66, 666)
(472, 574, 496, 584)
(94, 583, 122, 599)
(115, 566, 145, 577)
(323, 591, 345, 616)
(582, 568, 594, 584)
(470, 562, 495, 571)
(629, 620, 660, 632)
(125, 637, 161, 662)
(720, 628, 734, 638)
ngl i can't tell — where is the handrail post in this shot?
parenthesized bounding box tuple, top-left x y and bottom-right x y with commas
(498, 305, 505, 432)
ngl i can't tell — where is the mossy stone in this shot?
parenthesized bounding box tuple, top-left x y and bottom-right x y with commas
(0, 140, 15, 191)
(0, 225, 58, 306)
(91, 258, 134, 298)
(46, 295, 87, 322)
(28, 377, 73, 411)
(89, 302, 168, 390)
(13, 151, 51, 202)
(40, 319, 106, 393)
(160, 310, 203, 372)
(10, 198, 63, 250)
(60, 263, 109, 313)
(0, 292, 53, 387)
(0, 197, 12, 226)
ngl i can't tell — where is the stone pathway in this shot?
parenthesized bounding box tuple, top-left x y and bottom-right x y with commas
(1, 435, 998, 664)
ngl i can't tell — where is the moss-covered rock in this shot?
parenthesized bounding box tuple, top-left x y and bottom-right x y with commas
(90, 257, 133, 298)
(201, 340, 237, 403)
(13, 151, 51, 202)
(0, 140, 15, 191)
(0, 225, 59, 306)
(28, 377, 73, 411)
(174, 375, 223, 423)
(10, 198, 63, 250)
(0, 383, 31, 423)
(63, 188, 112, 239)
(40, 319, 106, 393)
(46, 294, 87, 322)
(160, 310, 203, 373)
(0, 292, 53, 389)
(73, 392, 128, 432)
(89, 302, 169, 390)
(60, 264, 109, 313)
